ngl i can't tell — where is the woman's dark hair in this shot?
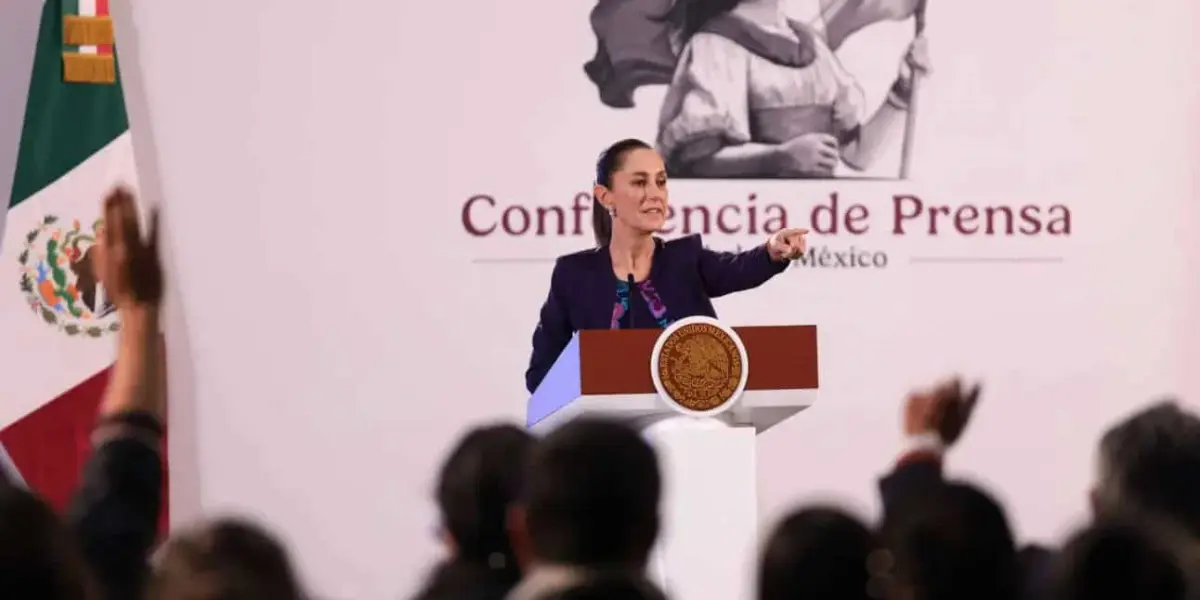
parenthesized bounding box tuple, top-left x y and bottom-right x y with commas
(592, 138, 652, 247)
(149, 518, 304, 600)
(660, 0, 741, 45)
(758, 507, 878, 600)
(416, 424, 535, 599)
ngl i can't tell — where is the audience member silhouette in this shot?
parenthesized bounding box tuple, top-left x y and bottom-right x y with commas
(1091, 401, 1200, 541)
(1052, 519, 1187, 600)
(413, 424, 535, 600)
(148, 518, 306, 600)
(758, 507, 878, 600)
(507, 418, 662, 600)
(882, 481, 1019, 600)
(0, 484, 95, 600)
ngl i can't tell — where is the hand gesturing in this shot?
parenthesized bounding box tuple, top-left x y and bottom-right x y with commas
(92, 186, 163, 309)
(766, 228, 809, 262)
(903, 377, 981, 447)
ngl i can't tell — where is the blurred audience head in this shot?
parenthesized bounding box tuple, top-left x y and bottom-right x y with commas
(882, 481, 1018, 600)
(758, 507, 877, 600)
(148, 517, 304, 600)
(1053, 519, 1186, 600)
(415, 423, 535, 599)
(0, 484, 95, 600)
(535, 574, 667, 600)
(1093, 401, 1200, 539)
(513, 418, 661, 569)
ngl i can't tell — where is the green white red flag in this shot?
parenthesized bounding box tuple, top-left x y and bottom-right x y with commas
(0, 0, 167, 532)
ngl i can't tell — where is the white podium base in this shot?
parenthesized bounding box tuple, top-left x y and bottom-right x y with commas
(641, 417, 758, 600)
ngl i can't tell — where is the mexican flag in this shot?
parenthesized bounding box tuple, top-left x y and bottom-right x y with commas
(0, 0, 167, 531)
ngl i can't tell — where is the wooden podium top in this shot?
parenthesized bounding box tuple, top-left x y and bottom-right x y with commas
(528, 324, 818, 432)
(577, 325, 818, 395)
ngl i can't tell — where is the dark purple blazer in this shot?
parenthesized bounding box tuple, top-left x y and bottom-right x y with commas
(525, 234, 789, 393)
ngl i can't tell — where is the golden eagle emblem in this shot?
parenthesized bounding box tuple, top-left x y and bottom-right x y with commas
(654, 321, 744, 412)
(17, 215, 120, 338)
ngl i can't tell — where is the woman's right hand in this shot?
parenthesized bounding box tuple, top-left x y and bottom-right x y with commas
(775, 133, 840, 177)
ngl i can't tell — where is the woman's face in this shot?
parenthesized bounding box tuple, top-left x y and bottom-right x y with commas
(597, 147, 669, 235)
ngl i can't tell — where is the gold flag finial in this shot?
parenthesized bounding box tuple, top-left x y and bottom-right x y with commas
(62, 53, 116, 84)
(63, 15, 115, 47)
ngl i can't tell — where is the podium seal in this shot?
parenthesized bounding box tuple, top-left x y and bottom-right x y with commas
(650, 316, 749, 416)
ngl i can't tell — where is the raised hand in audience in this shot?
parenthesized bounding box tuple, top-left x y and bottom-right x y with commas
(92, 186, 165, 421)
(930, 378, 980, 447)
(903, 377, 981, 449)
(68, 186, 167, 600)
(93, 185, 163, 309)
(883, 377, 982, 523)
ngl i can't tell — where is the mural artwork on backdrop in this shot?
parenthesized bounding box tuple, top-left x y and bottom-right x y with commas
(585, 0, 928, 180)
(461, 0, 1074, 269)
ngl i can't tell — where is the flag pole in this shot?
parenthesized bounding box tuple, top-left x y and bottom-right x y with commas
(898, 2, 926, 179)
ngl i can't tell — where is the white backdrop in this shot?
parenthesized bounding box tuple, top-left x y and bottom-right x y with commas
(108, 1, 1198, 598)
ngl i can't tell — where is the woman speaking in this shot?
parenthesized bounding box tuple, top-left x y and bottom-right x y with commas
(524, 138, 807, 393)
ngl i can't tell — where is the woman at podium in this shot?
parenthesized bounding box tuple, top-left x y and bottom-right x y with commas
(524, 138, 807, 393)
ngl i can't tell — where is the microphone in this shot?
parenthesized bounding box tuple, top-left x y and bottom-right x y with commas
(625, 273, 636, 329)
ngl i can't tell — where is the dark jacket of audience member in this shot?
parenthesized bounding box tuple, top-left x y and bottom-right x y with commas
(0, 417, 163, 600)
(0, 483, 97, 599)
(69, 430, 164, 600)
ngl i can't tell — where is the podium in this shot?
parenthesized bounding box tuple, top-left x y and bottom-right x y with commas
(527, 317, 818, 600)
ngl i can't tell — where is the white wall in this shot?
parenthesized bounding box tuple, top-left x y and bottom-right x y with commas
(110, 1, 1199, 598)
(0, 0, 42, 236)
